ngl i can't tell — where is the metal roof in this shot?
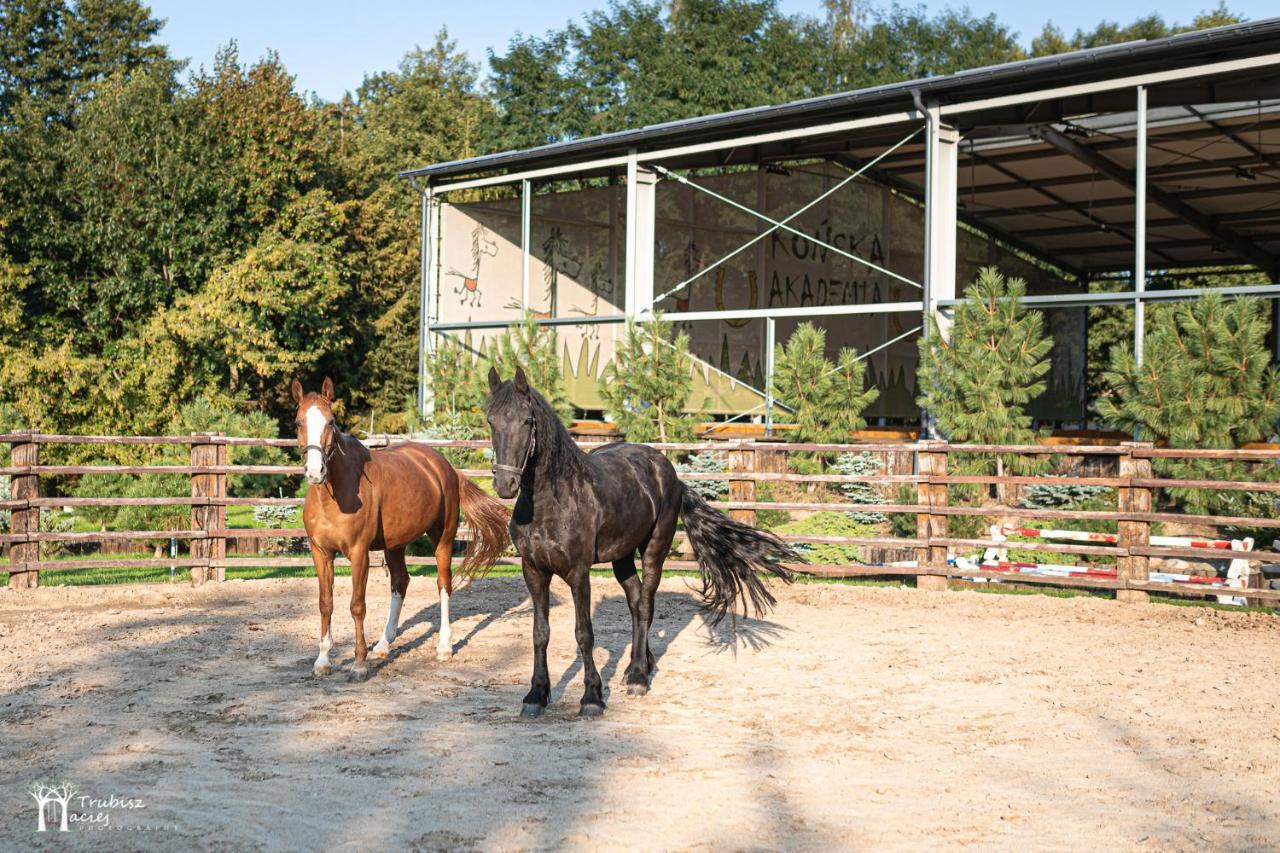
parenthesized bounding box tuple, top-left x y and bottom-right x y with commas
(402, 16, 1280, 183)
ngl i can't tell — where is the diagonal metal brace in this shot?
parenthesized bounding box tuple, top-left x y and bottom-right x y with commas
(650, 126, 925, 305)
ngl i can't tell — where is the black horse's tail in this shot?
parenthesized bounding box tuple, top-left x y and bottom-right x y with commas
(679, 485, 798, 625)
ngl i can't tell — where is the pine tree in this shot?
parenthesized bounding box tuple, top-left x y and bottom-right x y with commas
(424, 334, 486, 432)
(599, 316, 695, 443)
(1097, 293, 1280, 515)
(489, 312, 572, 421)
(918, 267, 1051, 448)
(918, 267, 1052, 505)
(771, 322, 879, 443)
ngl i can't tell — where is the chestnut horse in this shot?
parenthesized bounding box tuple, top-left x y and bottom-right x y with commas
(292, 378, 510, 680)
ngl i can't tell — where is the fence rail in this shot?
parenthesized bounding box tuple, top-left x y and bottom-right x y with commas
(3, 430, 1279, 603)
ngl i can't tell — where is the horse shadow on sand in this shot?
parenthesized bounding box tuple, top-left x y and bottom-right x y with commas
(361, 574, 787, 706)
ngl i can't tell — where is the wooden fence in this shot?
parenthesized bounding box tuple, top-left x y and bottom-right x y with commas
(2, 430, 1279, 604)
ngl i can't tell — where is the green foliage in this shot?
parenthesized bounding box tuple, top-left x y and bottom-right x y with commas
(69, 397, 288, 539)
(833, 451, 887, 523)
(775, 511, 872, 564)
(891, 484, 917, 539)
(424, 336, 487, 431)
(0, 0, 1254, 446)
(1019, 482, 1113, 510)
(1029, 4, 1245, 57)
(772, 322, 878, 442)
(918, 268, 1051, 448)
(599, 316, 696, 443)
(0, 0, 171, 124)
(1097, 294, 1280, 516)
(490, 313, 572, 421)
(38, 508, 74, 559)
(674, 451, 728, 500)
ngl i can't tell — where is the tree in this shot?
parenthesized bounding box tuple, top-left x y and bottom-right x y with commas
(490, 313, 572, 420)
(918, 267, 1052, 505)
(1030, 4, 1245, 57)
(918, 268, 1052, 447)
(489, 0, 823, 144)
(353, 31, 497, 190)
(0, 0, 170, 124)
(1096, 294, 1280, 515)
(424, 334, 487, 432)
(599, 316, 696, 442)
(771, 322, 878, 442)
(828, 5, 1023, 90)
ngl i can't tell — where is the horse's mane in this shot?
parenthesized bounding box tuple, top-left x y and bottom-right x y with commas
(487, 379, 588, 485)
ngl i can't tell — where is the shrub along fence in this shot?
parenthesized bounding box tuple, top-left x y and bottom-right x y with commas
(2, 430, 1279, 605)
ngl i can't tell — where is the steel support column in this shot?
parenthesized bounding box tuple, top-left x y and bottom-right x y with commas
(764, 316, 776, 436)
(1135, 85, 1148, 365)
(417, 186, 434, 418)
(625, 151, 657, 318)
(924, 105, 959, 340)
(520, 178, 532, 311)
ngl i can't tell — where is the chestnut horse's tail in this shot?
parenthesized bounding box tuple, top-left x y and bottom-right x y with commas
(679, 486, 798, 625)
(457, 475, 511, 583)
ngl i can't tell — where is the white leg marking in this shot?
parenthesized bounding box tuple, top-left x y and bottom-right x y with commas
(436, 589, 452, 660)
(303, 405, 327, 484)
(314, 631, 333, 673)
(372, 591, 403, 657)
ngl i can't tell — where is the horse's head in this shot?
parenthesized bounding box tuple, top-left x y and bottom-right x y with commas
(486, 366, 538, 499)
(291, 377, 338, 485)
(478, 228, 498, 258)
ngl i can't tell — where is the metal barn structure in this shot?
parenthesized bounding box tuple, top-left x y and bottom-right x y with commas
(403, 18, 1280, 427)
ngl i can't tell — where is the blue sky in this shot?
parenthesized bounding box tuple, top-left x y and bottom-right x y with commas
(147, 1, 1276, 102)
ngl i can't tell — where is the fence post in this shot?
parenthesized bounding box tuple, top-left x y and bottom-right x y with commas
(1116, 441, 1152, 604)
(915, 440, 949, 591)
(728, 440, 756, 526)
(190, 433, 216, 585)
(8, 431, 39, 589)
(212, 435, 227, 582)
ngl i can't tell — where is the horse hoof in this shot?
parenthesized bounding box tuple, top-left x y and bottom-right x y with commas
(349, 664, 369, 682)
(436, 646, 453, 662)
(579, 702, 605, 718)
(520, 703, 545, 719)
(625, 682, 650, 697)
(313, 664, 331, 677)
(370, 641, 390, 659)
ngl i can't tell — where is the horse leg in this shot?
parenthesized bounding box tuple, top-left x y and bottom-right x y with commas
(637, 528, 674, 682)
(612, 554, 649, 696)
(311, 543, 335, 676)
(570, 568, 606, 717)
(347, 545, 371, 681)
(371, 547, 409, 659)
(521, 559, 552, 718)
(434, 518, 459, 661)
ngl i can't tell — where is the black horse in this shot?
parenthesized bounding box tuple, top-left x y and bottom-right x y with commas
(486, 366, 798, 718)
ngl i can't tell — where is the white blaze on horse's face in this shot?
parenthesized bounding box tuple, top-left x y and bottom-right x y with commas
(303, 405, 328, 484)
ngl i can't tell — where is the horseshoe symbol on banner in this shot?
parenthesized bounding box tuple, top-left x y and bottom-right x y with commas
(714, 268, 758, 328)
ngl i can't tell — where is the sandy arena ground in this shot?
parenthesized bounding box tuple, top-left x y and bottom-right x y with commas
(0, 575, 1278, 851)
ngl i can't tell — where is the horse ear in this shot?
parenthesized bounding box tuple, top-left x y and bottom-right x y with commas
(488, 365, 501, 393)
(290, 378, 303, 404)
(321, 377, 335, 401)
(514, 367, 528, 392)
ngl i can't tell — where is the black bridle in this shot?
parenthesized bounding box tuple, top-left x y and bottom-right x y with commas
(301, 419, 343, 481)
(492, 416, 536, 480)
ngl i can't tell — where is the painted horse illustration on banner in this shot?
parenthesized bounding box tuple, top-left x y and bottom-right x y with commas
(447, 224, 498, 308)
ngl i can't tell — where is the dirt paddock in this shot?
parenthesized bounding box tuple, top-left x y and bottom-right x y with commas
(1, 576, 1278, 851)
